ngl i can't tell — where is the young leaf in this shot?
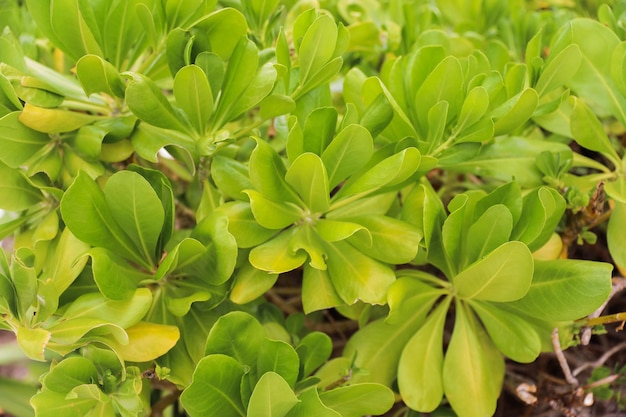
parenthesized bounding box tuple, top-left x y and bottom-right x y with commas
(443, 304, 505, 417)
(0, 112, 49, 168)
(454, 241, 533, 302)
(89, 248, 151, 301)
(535, 44, 582, 96)
(298, 14, 338, 85)
(345, 215, 422, 264)
(325, 240, 395, 305)
(124, 73, 189, 132)
(0, 162, 43, 211)
(174, 65, 213, 135)
(321, 124, 374, 189)
(342, 280, 441, 385)
(469, 301, 542, 363)
(104, 170, 165, 266)
(257, 339, 300, 388)
(286, 388, 340, 417)
(302, 266, 344, 313)
(247, 372, 299, 417)
(180, 354, 246, 417)
(398, 296, 451, 412)
(61, 288, 152, 329)
(285, 153, 330, 213)
(230, 262, 278, 305)
(76, 55, 126, 98)
(608, 201, 626, 270)
(464, 204, 513, 265)
(204, 311, 266, 366)
(249, 229, 308, 274)
(296, 332, 333, 377)
(570, 96, 620, 163)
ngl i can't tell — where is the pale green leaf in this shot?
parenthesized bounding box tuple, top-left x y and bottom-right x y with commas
(247, 372, 299, 417)
(174, 65, 213, 135)
(180, 354, 246, 417)
(508, 260, 612, 321)
(454, 241, 533, 302)
(443, 304, 505, 417)
(398, 297, 450, 412)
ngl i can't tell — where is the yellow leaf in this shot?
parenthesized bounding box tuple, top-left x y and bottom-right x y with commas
(110, 322, 180, 362)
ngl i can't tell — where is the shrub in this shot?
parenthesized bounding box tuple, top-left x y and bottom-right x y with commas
(0, 1, 624, 416)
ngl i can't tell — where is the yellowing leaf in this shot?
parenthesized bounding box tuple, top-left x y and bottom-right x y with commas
(109, 322, 180, 362)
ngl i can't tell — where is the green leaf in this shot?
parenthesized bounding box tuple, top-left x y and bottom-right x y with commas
(301, 266, 344, 313)
(508, 260, 612, 321)
(465, 204, 513, 265)
(205, 311, 266, 366)
(470, 301, 541, 363)
(335, 147, 421, 201)
(286, 388, 340, 417)
(76, 55, 126, 98)
(260, 95, 296, 120)
(398, 297, 451, 412)
(492, 89, 539, 135)
(249, 229, 307, 274)
(512, 187, 566, 252)
(212, 156, 254, 201)
(296, 332, 332, 377)
(325, 240, 395, 305)
(345, 215, 422, 264)
(0, 112, 49, 168)
(343, 280, 441, 385)
(193, 8, 248, 61)
(25, 0, 102, 60)
(104, 170, 165, 266)
(321, 124, 374, 189)
(550, 18, 626, 125)
(180, 354, 246, 417)
(285, 153, 329, 213)
(212, 38, 258, 126)
(414, 56, 463, 135)
(61, 172, 147, 268)
(257, 339, 300, 388)
(247, 372, 299, 417)
(249, 138, 300, 204)
(61, 288, 152, 329)
(319, 383, 394, 417)
(89, 248, 151, 300)
(535, 44, 582, 96)
(230, 262, 278, 305)
(217, 201, 277, 248)
(570, 96, 620, 163)
(608, 201, 626, 270)
(454, 241, 533, 302)
(0, 162, 43, 211)
(455, 86, 490, 134)
(298, 14, 338, 86)
(246, 189, 303, 229)
(443, 303, 504, 417)
(124, 73, 189, 132)
(174, 65, 213, 135)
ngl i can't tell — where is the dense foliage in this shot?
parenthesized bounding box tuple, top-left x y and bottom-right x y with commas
(0, 0, 624, 416)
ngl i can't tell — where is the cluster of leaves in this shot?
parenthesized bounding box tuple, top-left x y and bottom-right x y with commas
(0, 0, 624, 416)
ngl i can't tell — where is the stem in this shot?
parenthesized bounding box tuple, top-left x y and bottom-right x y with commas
(582, 312, 626, 327)
(551, 327, 579, 387)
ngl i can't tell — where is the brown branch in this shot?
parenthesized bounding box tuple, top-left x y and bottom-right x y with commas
(552, 327, 579, 387)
